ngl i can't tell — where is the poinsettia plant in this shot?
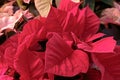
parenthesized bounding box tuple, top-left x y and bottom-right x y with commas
(0, 0, 120, 80)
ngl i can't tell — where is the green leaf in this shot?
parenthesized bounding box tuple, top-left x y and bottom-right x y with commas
(101, 0, 114, 6)
(83, 0, 95, 10)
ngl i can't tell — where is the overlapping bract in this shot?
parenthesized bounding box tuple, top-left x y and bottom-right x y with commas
(0, 0, 119, 80)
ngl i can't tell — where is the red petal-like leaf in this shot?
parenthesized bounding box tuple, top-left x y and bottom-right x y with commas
(47, 3, 100, 42)
(92, 52, 120, 80)
(0, 34, 18, 69)
(25, 27, 47, 51)
(14, 36, 45, 80)
(4, 35, 18, 67)
(81, 6, 100, 41)
(70, 32, 115, 53)
(45, 33, 89, 76)
(61, 5, 100, 41)
(91, 37, 116, 53)
(19, 18, 43, 44)
(45, 7, 65, 33)
(86, 33, 105, 42)
(0, 75, 13, 80)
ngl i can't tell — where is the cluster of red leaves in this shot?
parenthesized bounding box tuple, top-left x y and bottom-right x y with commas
(0, 0, 120, 80)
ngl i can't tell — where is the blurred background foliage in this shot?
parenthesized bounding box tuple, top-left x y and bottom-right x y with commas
(83, 0, 114, 16)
